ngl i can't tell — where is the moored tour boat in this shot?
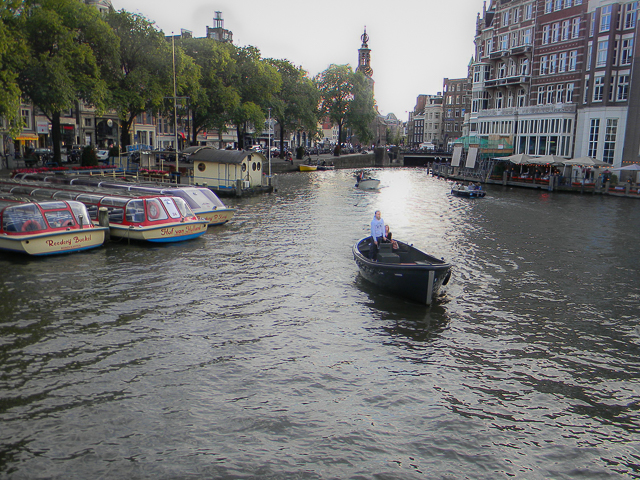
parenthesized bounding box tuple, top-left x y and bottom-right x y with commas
(11, 174, 235, 226)
(353, 237, 452, 305)
(0, 195, 107, 255)
(0, 184, 208, 243)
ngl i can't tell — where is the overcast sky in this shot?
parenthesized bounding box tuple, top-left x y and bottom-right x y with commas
(111, 0, 482, 121)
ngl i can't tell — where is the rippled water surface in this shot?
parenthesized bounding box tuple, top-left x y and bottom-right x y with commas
(1, 169, 640, 479)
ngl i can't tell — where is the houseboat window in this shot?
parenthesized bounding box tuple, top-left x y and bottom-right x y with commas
(44, 209, 75, 228)
(2, 204, 46, 232)
(172, 197, 193, 218)
(252, 163, 256, 171)
(146, 198, 168, 221)
(161, 197, 181, 219)
(125, 199, 145, 223)
(77, 194, 103, 204)
(257, 162, 261, 171)
(197, 163, 206, 172)
(69, 202, 92, 226)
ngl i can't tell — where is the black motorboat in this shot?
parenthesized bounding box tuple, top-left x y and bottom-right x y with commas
(353, 237, 452, 305)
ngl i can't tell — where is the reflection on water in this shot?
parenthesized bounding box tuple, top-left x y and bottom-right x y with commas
(1, 168, 640, 479)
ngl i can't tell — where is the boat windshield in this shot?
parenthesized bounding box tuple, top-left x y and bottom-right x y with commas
(2, 204, 46, 233)
(43, 208, 76, 228)
(146, 198, 168, 222)
(68, 201, 92, 227)
(172, 197, 194, 218)
(160, 197, 181, 219)
(125, 199, 145, 223)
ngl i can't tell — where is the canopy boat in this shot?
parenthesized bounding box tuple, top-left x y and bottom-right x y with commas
(0, 184, 208, 243)
(11, 174, 235, 226)
(353, 237, 452, 305)
(0, 195, 107, 255)
(450, 183, 486, 198)
(355, 171, 380, 190)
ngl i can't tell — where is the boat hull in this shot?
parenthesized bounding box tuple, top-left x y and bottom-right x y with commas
(0, 228, 107, 256)
(108, 220, 209, 243)
(299, 165, 318, 172)
(451, 188, 486, 198)
(356, 178, 380, 190)
(353, 238, 452, 305)
(197, 207, 236, 226)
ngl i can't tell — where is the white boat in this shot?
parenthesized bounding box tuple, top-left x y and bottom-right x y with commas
(356, 178, 381, 190)
(0, 195, 107, 256)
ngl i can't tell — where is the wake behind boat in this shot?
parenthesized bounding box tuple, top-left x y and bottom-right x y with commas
(353, 237, 452, 305)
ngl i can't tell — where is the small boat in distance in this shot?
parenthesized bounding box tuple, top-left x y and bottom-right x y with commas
(0, 195, 107, 256)
(355, 171, 380, 190)
(450, 183, 486, 198)
(353, 237, 452, 305)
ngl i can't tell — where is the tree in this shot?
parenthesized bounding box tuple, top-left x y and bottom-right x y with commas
(0, 0, 25, 133)
(230, 46, 281, 149)
(17, 0, 118, 162)
(180, 37, 238, 148)
(316, 64, 375, 155)
(106, 10, 173, 149)
(267, 59, 320, 156)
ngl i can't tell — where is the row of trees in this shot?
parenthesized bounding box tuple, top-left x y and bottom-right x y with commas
(1, 0, 377, 162)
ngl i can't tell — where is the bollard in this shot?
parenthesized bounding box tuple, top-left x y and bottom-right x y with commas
(98, 207, 110, 243)
(235, 179, 242, 196)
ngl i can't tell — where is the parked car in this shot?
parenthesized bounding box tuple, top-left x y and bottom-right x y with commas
(96, 150, 109, 162)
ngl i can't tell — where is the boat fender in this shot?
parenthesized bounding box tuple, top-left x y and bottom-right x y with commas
(21, 220, 43, 232)
(442, 271, 451, 286)
(148, 203, 161, 220)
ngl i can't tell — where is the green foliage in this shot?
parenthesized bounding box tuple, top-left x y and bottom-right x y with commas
(0, 0, 25, 131)
(108, 146, 120, 157)
(296, 145, 305, 159)
(316, 65, 375, 155)
(81, 146, 98, 166)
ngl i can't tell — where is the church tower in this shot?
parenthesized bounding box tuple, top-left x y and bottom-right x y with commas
(356, 27, 374, 91)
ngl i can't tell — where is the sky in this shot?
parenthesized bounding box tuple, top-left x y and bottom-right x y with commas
(111, 0, 482, 121)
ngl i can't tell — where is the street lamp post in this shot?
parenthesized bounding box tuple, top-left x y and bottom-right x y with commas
(268, 108, 272, 179)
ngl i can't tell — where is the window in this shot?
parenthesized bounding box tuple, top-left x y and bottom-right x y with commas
(513, 7, 520, 23)
(562, 20, 570, 40)
(567, 83, 575, 102)
(587, 44, 593, 69)
(507, 91, 514, 108)
(609, 74, 616, 101)
(550, 54, 558, 73)
(617, 74, 629, 100)
(552, 23, 560, 43)
(495, 91, 503, 109)
(596, 40, 608, 67)
(503, 10, 510, 26)
(521, 58, 529, 75)
(486, 38, 494, 54)
(518, 89, 527, 107)
(600, 5, 612, 32)
(574, 0, 582, 4)
(590, 11, 596, 36)
(84, 117, 92, 127)
(522, 28, 532, 45)
(546, 0, 553, 13)
(588, 118, 600, 157)
(559, 52, 567, 72)
(525, 3, 533, 19)
(501, 34, 509, 51)
(543, 25, 551, 45)
(473, 66, 481, 83)
(547, 85, 554, 104)
(584, 77, 590, 103)
(625, 2, 637, 29)
(555, 0, 562, 11)
(564, 0, 571, 7)
(569, 50, 578, 71)
(572, 17, 580, 38)
(621, 38, 634, 65)
(603, 118, 618, 163)
(556, 84, 565, 103)
(538, 86, 545, 104)
(540, 55, 549, 75)
(511, 32, 519, 48)
(593, 75, 604, 101)
(613, 39, 619, 66)
(21, 109, 31, 129)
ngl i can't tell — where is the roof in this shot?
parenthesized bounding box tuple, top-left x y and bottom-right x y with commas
(186, 147, 265, 165)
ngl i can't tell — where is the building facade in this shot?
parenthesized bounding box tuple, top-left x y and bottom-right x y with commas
(442, 77, 471, 148)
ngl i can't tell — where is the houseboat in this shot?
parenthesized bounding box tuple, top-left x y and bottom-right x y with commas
(0, 194, 107, 256)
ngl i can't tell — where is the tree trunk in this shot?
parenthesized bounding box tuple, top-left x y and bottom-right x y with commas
(119, 117, 133, 149)
(279, 127, 285, 157)
(51, 112, 62, 163)
(335, 122, 343, 156)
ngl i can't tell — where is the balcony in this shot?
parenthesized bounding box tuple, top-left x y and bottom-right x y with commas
(477, 103, 577, 118)
(484, 75, 531, 88)
(510, 45, 532, 55)
(489, 50, 509, 59)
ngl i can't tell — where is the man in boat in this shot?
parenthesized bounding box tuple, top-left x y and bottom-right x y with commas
(369, 210, 387, 260)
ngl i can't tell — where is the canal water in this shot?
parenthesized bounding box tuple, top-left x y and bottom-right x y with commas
(1, 169, 639, 479)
